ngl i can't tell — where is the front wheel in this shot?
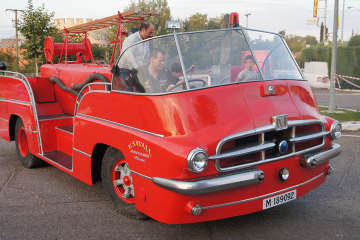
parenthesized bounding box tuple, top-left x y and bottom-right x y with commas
(101, 147, 148, 219)
(15, 118, 42, 168)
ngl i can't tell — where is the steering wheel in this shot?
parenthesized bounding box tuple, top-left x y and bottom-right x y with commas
(167, 79, 207, 92)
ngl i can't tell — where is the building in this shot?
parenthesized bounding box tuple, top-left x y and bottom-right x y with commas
(54, 18, 108, 45)
(0, 38, 27, 67)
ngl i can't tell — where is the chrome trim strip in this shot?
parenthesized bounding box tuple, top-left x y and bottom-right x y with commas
(0, 116, 9, 122)
(289, 131, 330, 143)
(73, 148, 91, 158)
(74, 82, 111, 116)
(152, 169, 264, 195)
(174, 32, 190, 89)
(130, 170, 152, 181)
(0, 71, 43, 154)
(24, 128, 38, 134)
(76, 113, 165, 138)
(212, 119, 326, 172)
(301, 143, 341, 168)
(201, 172, 325, 210)
(209, 142, 276, 160)
(0, 97, 31, 105)
(215, 125, 275, 154)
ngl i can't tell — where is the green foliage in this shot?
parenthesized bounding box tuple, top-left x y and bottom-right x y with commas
(285, 35, 318, 54)
(0, 52, 16, 67)
(299, 43, 360, 89)
(348, 35, 360, 47)
(18, 0, 59, 62)
(319, 107, 360, 121)
(125, 0, 171, 36)
(186, 13, 208, 31)
(183, 14, 227, 32)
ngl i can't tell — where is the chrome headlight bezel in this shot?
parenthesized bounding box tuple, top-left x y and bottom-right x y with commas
(187, 148, 208, 173)
(330, 120, 342, 139)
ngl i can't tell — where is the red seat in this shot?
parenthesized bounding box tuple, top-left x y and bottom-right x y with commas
(28, 77, 56, 103)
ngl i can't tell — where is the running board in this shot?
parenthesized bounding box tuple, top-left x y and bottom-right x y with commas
(43, 150, 72, 170)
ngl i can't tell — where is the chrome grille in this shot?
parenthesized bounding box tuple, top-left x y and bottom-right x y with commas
(209, 120, 328, 172)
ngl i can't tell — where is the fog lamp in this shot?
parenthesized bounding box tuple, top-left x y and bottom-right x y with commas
(330, 121, 342, 139)
(279, 168, 290, 181)
(187, 148, 208, 173)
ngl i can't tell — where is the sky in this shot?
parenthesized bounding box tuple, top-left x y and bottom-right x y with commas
(1, 0, 360, 40)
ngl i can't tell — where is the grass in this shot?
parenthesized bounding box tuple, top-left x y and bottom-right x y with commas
(319, 106, 360, 122)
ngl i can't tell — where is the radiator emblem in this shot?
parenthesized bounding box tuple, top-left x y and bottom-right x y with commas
(272, 114, 288, 130)
(278, 140, 289, 154)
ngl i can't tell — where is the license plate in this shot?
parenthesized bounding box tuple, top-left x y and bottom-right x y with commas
(263, 190, 297, 210)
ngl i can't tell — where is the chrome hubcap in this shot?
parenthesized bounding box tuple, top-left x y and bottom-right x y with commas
(113, 163, 134, 199)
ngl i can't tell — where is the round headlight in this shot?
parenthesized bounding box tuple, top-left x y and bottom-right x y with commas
(330, 121, 342, 139)
(187, 148, 208, 173)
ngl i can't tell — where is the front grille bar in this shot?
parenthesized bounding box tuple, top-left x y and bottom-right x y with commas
(208, 142, 275, 160)
(211, 119, 328, 172)
(289, 131, 329, 143)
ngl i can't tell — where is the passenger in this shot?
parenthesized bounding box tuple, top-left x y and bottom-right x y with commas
(119, 22, 155, 69)
(236, 55, 261, 82)
(137, 48, 173, 93)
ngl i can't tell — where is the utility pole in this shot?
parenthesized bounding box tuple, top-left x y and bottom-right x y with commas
(6, 9, 24, 67)
(329, 0, 339, 112)
(341, 0, 345, 41)
(324, 0, 328, 41)
(245, 13, 251, 27)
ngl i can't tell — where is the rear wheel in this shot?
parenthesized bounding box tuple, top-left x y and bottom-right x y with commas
(15, 118, 42, 168)
(101, 147, 148, 220)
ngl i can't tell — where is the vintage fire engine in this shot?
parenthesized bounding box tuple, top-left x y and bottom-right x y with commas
(0, 12, 342, 224)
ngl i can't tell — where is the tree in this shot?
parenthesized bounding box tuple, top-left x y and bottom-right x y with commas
(125, 0, 171, 36)
(18, 0, 59, 74)
(186, 13, 208, 31)
(207, 15, 227, 30)
(348, 35, 360, 47)
(304, 35, 318, 46)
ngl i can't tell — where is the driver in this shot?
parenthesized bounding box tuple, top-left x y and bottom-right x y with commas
(137, 48, 173, 93)
(236, 55, 261, 82)
(167, 63, 196, 90)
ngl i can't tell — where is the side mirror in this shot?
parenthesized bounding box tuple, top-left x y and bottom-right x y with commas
(0, 62, 7, 71)
(166, 21, 181, 31)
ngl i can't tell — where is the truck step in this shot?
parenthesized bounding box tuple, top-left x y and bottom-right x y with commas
(55, 125, 73, 156)
(38, 114, 73, 121)
(44, 150, 72, 170)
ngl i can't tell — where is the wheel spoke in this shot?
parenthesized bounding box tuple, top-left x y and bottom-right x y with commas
(113, 179, 123, 186)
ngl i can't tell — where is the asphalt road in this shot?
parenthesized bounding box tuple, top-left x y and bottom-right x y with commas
(0, 134, 359, 240)
(312, 89, 360, 110)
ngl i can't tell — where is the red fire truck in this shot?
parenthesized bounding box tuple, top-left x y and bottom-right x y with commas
(0, 12, 342, 224)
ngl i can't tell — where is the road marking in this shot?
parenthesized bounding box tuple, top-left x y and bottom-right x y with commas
(342, 135, 360, 138)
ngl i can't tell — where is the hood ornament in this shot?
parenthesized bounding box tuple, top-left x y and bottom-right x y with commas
(272, 114, 288, 130)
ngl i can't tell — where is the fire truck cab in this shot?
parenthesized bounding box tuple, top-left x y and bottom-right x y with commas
(0, 12, 342, 224)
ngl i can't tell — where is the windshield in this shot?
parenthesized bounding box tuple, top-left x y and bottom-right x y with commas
(114, 28, 303, 94)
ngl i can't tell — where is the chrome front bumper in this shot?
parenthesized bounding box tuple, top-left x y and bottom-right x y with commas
(152, 169, 265, 195)
(301, 143, 341, 168)
(152, 143, 340, 195)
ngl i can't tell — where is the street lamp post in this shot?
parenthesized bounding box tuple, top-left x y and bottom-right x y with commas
(245, 13, 251, 27)
(341, 0, 345, 42)
(329, 0, 339, 113)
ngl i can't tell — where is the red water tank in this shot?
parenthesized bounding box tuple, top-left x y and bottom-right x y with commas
(44, 37, 93, 63)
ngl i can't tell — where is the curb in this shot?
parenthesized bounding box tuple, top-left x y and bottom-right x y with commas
(342, 121, 360, 132)
(319, 105, 360, 132)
